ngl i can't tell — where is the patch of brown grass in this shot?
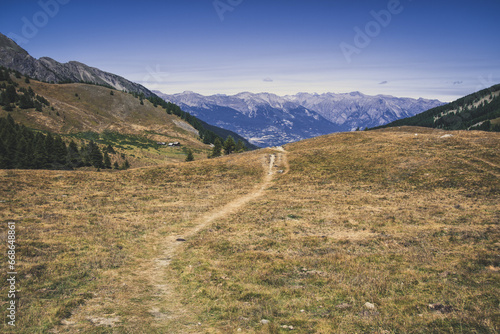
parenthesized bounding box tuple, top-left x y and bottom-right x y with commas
(169, 128, 499, 333)
(1, 127, 498, 333)
(0, 153, 263, 333)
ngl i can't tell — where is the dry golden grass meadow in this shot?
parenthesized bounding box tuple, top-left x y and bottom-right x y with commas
(1, 126, 499, 333)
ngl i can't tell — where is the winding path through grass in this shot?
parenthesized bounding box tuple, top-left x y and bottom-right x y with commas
(146, 149, 287, 331)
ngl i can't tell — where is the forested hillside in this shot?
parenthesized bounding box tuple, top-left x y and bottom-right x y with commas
(0, 114, 127, 170)
(375, 84, 500, 131)
(0, 67, 253, 168)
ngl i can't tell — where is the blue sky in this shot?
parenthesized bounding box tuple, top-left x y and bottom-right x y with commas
(1, 0, 499, 101)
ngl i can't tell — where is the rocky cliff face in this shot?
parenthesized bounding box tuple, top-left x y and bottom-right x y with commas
(0, 33, 154, 97)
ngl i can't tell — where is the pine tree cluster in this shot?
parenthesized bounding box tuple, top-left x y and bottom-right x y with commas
(0, 115, 122, 170)
(0, 67, 50, 112)
(209, 136, 246, 158)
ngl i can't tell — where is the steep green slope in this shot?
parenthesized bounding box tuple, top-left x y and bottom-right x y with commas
(0, 68, 213, 165)
(376, 84, 500, 131)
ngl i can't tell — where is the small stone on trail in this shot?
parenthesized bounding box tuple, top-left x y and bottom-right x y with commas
(429, 303, 453, 313)
(439, 271, 449, 277)
(260, 319, 270, 324)
(89, 316, 121, 327)
(359, 309, 380, 317)
(364, 302, 376, 310)
(336, 303, 352, 309)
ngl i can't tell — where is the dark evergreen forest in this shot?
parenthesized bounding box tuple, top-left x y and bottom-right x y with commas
(0, 114, 118, 170)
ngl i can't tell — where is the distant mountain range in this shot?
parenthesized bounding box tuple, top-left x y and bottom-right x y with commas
(0, 32, 154, 97)
(0, 32, 255, 149)
(2, 31, 455, 147)
(156, 91, 444, 147)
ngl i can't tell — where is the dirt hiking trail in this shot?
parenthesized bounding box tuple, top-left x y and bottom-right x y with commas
(56, 149, 288, 333)
(146, 150, 287, 331)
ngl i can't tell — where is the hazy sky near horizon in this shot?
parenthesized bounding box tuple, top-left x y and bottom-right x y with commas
(1, 0, 499, 102)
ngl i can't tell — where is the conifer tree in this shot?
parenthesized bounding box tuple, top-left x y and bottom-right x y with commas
(5, 85, 17, 104)
(44, 133, 55, 162)
(106, 144, 116, 154)
(223, 136, 236, 155)
(8, 114, 16, 129)
(53, 135, 68, 166)
(19, 124, 34, 144)
(0, 91, 6, 106)
(211, 138, 222, 158)
(27, 86, 35, 98)
(33, 133, 48, 169)
(0, 121, 12, 168)
(0, 139, 7, 169)
(185, 149, 194, 162)
(34, 100, 43, 112)
(19, 93, 34, 109)
(66, 140, 81, 168)
(235, 140, 246, 153)
(3, 130, 16, 169)
(103, 151, 112, 169)
(79, 142, 91, 166)
(87, 140, 104, 169)
(14, 136, 29, 169)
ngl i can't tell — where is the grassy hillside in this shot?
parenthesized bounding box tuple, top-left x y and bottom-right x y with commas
(376, 84, 500, 132)
(0, 74, 212, 165)
(1, 126, 498, 333)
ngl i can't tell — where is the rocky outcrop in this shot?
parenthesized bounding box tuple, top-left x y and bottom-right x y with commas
(0, 33, 154, 97)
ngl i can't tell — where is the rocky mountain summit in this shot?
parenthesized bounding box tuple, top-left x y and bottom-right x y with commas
(0, 33, 153, 97)
(158, 90, 444, 147)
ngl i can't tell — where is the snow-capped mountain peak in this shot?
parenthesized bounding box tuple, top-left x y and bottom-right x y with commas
(154, 90, 444, 147)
